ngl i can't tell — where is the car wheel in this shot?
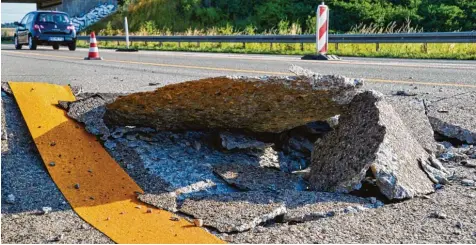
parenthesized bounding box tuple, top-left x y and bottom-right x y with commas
(68, 41, 76, 51)
(53, 44, 60, 50)
(28, 36, 37, 50)
(14, 36, 22, 50)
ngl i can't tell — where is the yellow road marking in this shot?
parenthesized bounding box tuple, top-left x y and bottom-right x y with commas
(4, 51, 476, 88)
(9, 82, 224, 244)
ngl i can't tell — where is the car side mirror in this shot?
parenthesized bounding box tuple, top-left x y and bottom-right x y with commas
(14, 21, 20, 26)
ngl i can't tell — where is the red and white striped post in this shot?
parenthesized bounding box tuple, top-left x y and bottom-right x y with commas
(316, 2, 329, 55)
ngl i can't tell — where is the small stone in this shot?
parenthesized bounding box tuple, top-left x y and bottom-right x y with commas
(193, 218, 203, 227)
(170, 216, 179, 221)
(52, 234, 64, 242)
(369, 197, 377, 204)
(146, 208, 152, 213)
(395, 90, 417, 96)
(50, 142, 56, 146)
(74, 183, 80, 189)
(135, 205, 141, 209)
(193, 141, 201, 151)
(88, 169, 93, 173)
(126, 164, 134, 170)
(461, 179, 475, 186)
(461, 160, 476, 168)
(42, 207, 52, 214)
(11, 214, 19, 219)
(456, 221, 463, 229)
(120, 211, 125, 215)
(430, 211, 447, 219)
(105, 217, 110, 221)
(49, 161, 56, 167)
(5, 194, 16, 204)
(149, 82, 160, 86)
(89, 196, 95, 200)
(81, 224, 88, 229)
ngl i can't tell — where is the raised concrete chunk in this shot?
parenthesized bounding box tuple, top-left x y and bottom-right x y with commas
(104, 67, 363, 133)
(309, 91, 438, 200)
(427, 92, 476, 144)
(213, 164, 307, 191)
(179, 191, 286, 232)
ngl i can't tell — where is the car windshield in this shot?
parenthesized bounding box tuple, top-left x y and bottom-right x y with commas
(37, 13, 70, 24)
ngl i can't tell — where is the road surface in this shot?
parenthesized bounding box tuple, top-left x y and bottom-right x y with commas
(2, 44, 476, 95)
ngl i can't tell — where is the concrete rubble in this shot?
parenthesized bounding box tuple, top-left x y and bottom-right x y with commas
(179, 191, 287, 233)
(104, 67, 364, 133)
(213, 164, 307, 192)
(426, 92, 476, 144)
(386, 96, 437, 154)
(309, 91, 447, 200)
(58, 93, 123, 139)
(137, 192, 178, 212)
(179, 190, 376, 232)
(219, 132, 269, 151)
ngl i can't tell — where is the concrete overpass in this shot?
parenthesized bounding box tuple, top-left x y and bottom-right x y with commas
(3, 0, 117, 31)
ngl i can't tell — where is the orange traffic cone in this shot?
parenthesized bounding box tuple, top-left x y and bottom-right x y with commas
(84, 32, 103, 60)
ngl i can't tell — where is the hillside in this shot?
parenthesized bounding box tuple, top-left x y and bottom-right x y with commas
(88, 0, 475, 34)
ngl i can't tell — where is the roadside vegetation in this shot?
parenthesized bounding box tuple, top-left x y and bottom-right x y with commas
(77, 19, 476, 60)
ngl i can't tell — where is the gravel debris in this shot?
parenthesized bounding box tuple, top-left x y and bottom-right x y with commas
(5, 194, 16, 204)
(41, 207, 52, 214)
(430, 211, 447, 219)
(74, 183, 80, 189)
(193, 218, 204, 227)
(461, 179, 475, 186)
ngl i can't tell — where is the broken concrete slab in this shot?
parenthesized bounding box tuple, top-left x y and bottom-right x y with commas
(137, 192, 178, 212)
(386, 96, 437, 154)
(213, 164, 307, 192)
(427, 92, 476, 145)
(104, 67, 363, 133)
(180, 190, 374, 232)
(179, 191, 286, 232)
(60, 93, 123, 139)
(309, 91, 439, 200)
(276, 190, 373, 222)
(219, 132, 269, 151)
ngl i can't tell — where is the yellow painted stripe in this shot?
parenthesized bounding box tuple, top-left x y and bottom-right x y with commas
(9, 82, 224, 244)
(4, 51, 476, 89)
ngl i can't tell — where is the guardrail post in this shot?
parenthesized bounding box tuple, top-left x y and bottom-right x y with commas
(124, 17, 130, 49)
(270, 42, 273, 50)
(178, 42, 181, 48)
(243, 42, 246, 49)
(376, 42, 380, 52)
(423, 43, 428, 53)
(197, 41, 200, 47)
(335, 43, 339, 51)
(300, 43, 304, 51)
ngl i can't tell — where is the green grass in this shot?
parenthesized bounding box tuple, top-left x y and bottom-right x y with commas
(78, 40, 476, 60)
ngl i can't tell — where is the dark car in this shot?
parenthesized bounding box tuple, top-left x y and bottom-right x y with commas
(14, 11, 77, 51)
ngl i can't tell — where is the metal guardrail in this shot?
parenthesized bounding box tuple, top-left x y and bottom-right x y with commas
(77, 32, 475, 44)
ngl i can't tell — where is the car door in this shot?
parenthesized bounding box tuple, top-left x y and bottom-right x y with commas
(17, 14, 30, 43)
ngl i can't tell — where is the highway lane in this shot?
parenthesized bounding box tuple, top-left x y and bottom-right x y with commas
(2, 44, 476, 94)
